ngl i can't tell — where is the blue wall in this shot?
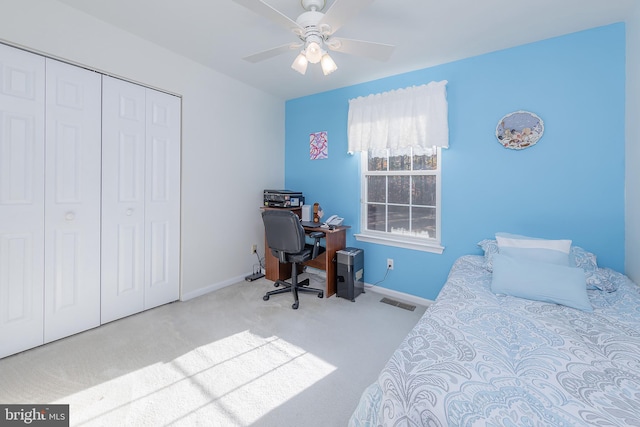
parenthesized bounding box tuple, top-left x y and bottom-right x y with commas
(284, 23, 626, 300)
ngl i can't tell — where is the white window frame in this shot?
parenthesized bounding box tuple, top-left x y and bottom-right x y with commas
(354, 147, 444, 254)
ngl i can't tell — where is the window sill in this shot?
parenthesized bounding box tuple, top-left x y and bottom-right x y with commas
(354, 233, 445, 254)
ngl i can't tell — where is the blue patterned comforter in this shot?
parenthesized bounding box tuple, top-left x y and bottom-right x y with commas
(349, 255, 640, 426)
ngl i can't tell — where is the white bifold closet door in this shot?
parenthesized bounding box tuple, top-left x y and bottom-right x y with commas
(0, 44, 46, 358)
(101, 76, 180, 324)
(143, 88, 181, 310)
(0, 49, 101, 359)
(43, 59, 102, 343)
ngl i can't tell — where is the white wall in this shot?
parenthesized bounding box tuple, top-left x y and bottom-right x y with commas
(626, 6, 640, 282)
(0, 0, 285, 298)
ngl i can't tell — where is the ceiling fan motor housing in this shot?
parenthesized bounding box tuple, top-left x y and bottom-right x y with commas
(296, 10, 324, 31)
(298, 0, 328, 36)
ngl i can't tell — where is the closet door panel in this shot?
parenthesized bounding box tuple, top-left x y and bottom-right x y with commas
(44, 59, 101, 343)
(144, 89, 180, 309)
(101, 76, 146, 324)
(0, 44, 45, 358)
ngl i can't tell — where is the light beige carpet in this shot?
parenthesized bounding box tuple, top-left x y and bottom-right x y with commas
(0, 274, 426, 426)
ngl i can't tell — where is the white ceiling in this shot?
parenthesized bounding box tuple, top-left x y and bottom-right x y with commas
(56, 0, 635, 100)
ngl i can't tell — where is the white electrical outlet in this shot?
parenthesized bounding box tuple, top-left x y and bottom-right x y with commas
(251, 244, 257, 254)
(387, 258, 394, 270)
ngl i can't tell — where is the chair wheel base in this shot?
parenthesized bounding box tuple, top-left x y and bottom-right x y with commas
(263, 295, 270, 301)
(318, 292, 324, 298)
(292, 302, 299, 310)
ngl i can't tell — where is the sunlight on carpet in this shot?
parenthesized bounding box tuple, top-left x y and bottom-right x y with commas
(60, 330, 336, 426)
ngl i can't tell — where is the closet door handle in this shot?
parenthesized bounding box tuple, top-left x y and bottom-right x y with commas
(126, 208, 134, 216)
(65, 212, 75, 221)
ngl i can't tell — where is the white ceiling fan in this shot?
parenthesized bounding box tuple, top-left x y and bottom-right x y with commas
(233, 0, 395, 75)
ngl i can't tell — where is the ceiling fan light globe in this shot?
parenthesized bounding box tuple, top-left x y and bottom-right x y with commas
(321, 53, 337, 75)
(291, 52, 308, 74)
(305, 41, 323, 64)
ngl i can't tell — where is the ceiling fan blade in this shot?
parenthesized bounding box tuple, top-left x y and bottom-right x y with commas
(243, 43, 301, 63)
(319, 0, 374, 35)
(233, 0, 301, 32)
(328, 38, 395, 61)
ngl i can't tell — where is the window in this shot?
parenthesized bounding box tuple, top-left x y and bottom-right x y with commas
(348, 81, 448, 253)
(355, 147, 443, 253)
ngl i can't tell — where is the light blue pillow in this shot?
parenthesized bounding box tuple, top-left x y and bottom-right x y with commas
(491, 254, 592, 311)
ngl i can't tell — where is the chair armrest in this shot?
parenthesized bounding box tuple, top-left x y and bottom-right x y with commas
(309, 231, 325, 258)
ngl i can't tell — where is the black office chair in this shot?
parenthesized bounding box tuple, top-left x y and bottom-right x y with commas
(262, 209, 325, 309)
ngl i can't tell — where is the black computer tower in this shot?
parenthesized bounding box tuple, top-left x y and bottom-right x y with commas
(336, 247, 364, 301)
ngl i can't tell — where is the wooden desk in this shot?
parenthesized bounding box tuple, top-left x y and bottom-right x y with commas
(263, 208, 347, 298)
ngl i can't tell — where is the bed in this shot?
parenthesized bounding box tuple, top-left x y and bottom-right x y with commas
(349, 237, 640, 427)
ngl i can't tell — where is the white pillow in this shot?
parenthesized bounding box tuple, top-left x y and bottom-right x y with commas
(495, 232, 572, 265)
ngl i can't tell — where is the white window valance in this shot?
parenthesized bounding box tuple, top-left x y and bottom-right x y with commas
(347, 80, 449, 153)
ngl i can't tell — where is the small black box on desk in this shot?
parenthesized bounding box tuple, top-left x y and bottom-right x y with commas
(336, 247, 364, 302)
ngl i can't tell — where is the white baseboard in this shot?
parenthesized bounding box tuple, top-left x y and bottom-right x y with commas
(180, 273, 248, 301)
(365, 284, 434, 308)
(181, 273, 435, 309)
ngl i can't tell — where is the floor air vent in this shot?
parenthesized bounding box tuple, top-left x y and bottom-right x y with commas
(380, 297, 416, 311)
